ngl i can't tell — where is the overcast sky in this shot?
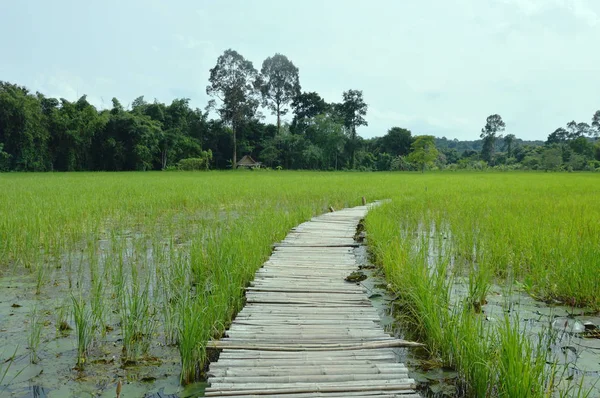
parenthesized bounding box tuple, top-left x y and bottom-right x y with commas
(1, 0, 599, 140)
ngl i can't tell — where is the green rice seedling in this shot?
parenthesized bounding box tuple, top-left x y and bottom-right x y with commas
(365, 198, 573, 397)
(27, 307, 42, 364)
(54, 301, 71, 336)
(495, 314, 551, 398)
(446, 307, 495, 396)
(157, 255, 184, 346)
(466, 263, 491, 313)
(1, 347, 23, 393)
(120, 279, 156, 363)
(34, 263, 47, 295)
(177, 294, 207, 385)
(90, 277, 107, 336)
(555, 367, 597, 398)
(112, 255, 126, 303)
(71, 294, 94, 369)
(160, 293, 179, 346)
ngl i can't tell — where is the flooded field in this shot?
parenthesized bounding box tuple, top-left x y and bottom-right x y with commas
(1, 171, 599, 397)
(0, 171, 393, 397)
(365, 176, 600, 397)
(0, 231, 204, 397)
(358, 235, 600, 397)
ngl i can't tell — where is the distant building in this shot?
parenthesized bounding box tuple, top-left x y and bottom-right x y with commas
(236, 155, 261, 169)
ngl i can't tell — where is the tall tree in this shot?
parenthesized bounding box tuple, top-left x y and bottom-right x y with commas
(592, 110, 600, 138)
(503, 133, 516, 158)
(546, 128, 569, 145)
(480, 114, 505, 164)
(380, 127, 413, 157)
(338, 90, 368, 169)
(258, 54, 301, 134)
(407, 135, 438, 172)
(206, 49, 259, 167)
(565, 120, 592, 139)
(290, 91, 330, 134)
(292, 92, 328, 121)
(305, 114, 346, 170)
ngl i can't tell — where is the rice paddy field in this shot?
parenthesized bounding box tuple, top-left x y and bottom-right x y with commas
(0, 171, 598, 397)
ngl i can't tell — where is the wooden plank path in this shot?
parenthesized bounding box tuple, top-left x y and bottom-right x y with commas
(206, 205, 420, 397)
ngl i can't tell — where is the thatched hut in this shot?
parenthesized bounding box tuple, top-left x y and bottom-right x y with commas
(236, 155, 261, 169)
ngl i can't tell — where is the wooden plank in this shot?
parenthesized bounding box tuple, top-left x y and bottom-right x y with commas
(209, 340, 423, 351)
(205, 393, 421, 398)
(208, 364, 408, 377)
(210, 358, 398, 367)
(205, 382, 416, 396)
(208, 372, 410, 384)
(215, 351, 399, 361)
(206, 393, 420, 398)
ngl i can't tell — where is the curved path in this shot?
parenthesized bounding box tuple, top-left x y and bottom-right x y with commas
(206, 205, 420, 397)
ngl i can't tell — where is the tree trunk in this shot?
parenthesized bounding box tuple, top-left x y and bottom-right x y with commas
(276, 102, 281, 134)
(161, 145, 167, 170)
(232, 127, 237, 168)
(351, 127, 357, 169)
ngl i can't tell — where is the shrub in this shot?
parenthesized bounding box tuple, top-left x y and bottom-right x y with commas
(177, 151, 212, 171)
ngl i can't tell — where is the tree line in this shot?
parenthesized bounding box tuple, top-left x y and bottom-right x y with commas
(1, 49, 599, 172)
(452, 113, 600, 171)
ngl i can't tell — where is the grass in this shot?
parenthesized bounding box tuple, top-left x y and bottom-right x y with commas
(27, 307, 42, 364)
(120, 278, 156, 363)
(71, 294, 94, 369)
(0, 171, 598, 395)
(1, 346, 23, 393)
(365, 173, 600, 396)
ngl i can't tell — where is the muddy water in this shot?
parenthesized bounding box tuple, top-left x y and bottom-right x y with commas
(0, 233, 206, 397)
(461, 280, 600, 396)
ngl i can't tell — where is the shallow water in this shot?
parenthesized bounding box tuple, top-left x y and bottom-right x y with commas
(0, 229, 203, 397)
(458, 279, 600, 396)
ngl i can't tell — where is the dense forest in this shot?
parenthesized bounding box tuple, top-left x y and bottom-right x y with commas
(1, 49, 600, 172)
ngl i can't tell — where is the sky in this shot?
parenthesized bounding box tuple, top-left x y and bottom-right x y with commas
(1, 0, 599, 141)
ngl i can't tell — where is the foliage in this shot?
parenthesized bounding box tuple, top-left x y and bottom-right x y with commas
(257, 54, 301, 133)
(390, 155, 413, 171)
(338, 89, 368, 168)
(379, 127, 413, 157)
(503, 133, 516, 158)
(480, 114, 505, 164)
(592, 110, 600, 136)
(177, 151, 213, 171)
(291, 91, 329, 132)
(541, 147, 562, 170)
(206, 49, 260, 167)
(407, 135, 438, 171)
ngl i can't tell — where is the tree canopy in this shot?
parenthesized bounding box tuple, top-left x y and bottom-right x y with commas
(338, 90, 368, 169)
(258, 54, 301, 134)
(207, 49, 259, 167)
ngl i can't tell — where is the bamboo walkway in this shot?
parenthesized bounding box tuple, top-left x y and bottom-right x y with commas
(206, 205, 420, 397)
